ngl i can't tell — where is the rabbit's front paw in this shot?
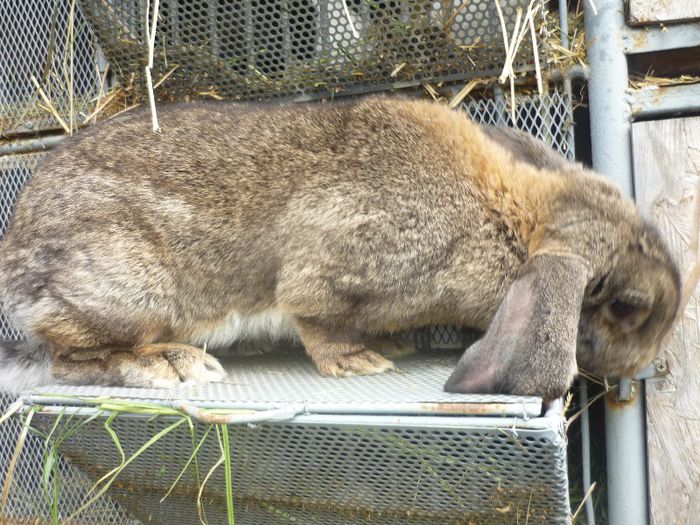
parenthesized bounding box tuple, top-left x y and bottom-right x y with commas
(317, 349, 396, 377)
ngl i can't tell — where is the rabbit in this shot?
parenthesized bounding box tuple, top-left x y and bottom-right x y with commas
(0, 95, 680, 402)
(443, 123, 680, 398)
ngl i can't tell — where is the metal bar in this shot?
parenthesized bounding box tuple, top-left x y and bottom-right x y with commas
(559, 0, 570, 49)
(584, 1, 648, 524)
(584, 0, 634, 196)
(22, 393, 542, 418)
(559, 0, 577, 159)
(605, 383, 649, 524)
(622, 23, 700, 54)
(0, 134, 65, 155)
(579, 378, 596, 525)
(25, 402, 565, 432)
(630, 82, 700, 119)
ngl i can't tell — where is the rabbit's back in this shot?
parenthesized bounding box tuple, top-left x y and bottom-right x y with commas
(0, 96, 543, 366)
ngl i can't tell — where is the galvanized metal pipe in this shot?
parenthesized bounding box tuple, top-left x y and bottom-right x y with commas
(584, 1, 648, 524)
(583, 0, 634, 196)
(0, 134, 65, 155)
(604, 382, 648, 525)
(25, 401, 566, 432)
(579, 378, 595, 525)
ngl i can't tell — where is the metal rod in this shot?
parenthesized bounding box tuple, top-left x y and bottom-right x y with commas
(558, 0, 577, 160)
(579, 378, 595, 525)
(584, 1, 648, 524)
(583, 0, 634, 196)
(559, 0, 570, 50)
(0, 134, 65, 156)
(23, 392, 541, 418)
(25, 401, 565, 432)
(604, 383, 648, 525)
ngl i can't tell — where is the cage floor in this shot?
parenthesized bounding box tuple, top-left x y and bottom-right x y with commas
(26, 346, 542, 418)
(13, 348, 568, 525)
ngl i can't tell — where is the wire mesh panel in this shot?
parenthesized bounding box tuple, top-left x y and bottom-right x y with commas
(0, 0, 100, 136)
(0, 154, 44, 340)
(0, 392, 138, 524)
(28, 406, 569, 525)
(79, 0, 547, 101)
(463, 89, 575, 160)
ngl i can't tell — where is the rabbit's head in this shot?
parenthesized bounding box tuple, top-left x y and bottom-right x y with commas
(445, 127, 680, 400)
(544, 171, 680, 379)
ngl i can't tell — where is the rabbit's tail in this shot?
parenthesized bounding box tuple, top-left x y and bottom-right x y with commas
(0, 340, 53, 393)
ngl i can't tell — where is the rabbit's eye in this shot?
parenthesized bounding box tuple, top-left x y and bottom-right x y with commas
(609, 299, 637, 319)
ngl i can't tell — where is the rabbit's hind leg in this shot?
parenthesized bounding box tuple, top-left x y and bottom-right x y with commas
(294, 318, 396, 377)
(52, 343, 226, 388)
(21, 295, 226, 388)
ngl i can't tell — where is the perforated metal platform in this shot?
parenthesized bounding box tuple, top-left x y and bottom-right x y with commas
(14, 348, 569, 525)
(80, 0, 547, 101)
(27, 349, 543, 418)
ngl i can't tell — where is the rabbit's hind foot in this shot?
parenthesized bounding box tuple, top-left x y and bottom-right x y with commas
(53, 343, 227, 388)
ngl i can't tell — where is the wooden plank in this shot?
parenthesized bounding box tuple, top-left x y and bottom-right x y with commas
(632, 117, 700, 525)
(629, 0, 700, 25)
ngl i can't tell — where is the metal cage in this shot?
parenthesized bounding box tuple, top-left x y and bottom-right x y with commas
(0, 89, 575, 524)
(0, 1, 577, 524)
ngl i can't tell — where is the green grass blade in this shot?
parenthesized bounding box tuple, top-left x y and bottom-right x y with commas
(2, 407, 38, 513)
(161, 422, 212, 503)
(88, 411, 126, 494)
(68, 416, 187, 521)
(220, 424, 235, 525)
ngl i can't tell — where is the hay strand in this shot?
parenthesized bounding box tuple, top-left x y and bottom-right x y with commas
(153, 64, 180, 89)
(449, 78, 488, 108)
(144, 0, 161, 132)
(1, 409, 36, 514)
(571, 481, 597, 522)
(341, 0, 359, 39)
(30, 75, 70, 133)
(529, 12, 543, 96)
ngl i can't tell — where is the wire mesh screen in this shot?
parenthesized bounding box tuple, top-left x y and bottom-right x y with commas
(79, 0, 547, 101)
(0, 0, 100, 136)
(0, 393, 138, 524)
(462, 89, 575, 160)
(30, 407, 569, 525)
(0, 154, 42, 340)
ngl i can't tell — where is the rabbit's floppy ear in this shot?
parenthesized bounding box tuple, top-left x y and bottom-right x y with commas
(444, 253, 590, 402)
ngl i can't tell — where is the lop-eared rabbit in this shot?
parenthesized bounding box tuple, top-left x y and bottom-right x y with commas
(0, 96, 679, 401)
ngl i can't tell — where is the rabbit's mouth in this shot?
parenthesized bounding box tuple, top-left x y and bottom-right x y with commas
(576, 332, 659, 379)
